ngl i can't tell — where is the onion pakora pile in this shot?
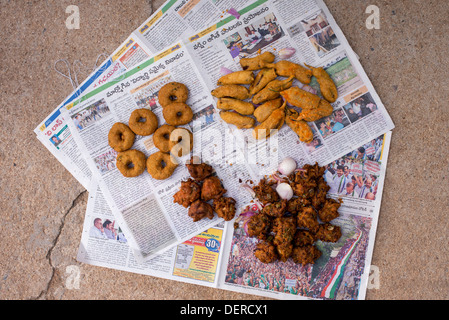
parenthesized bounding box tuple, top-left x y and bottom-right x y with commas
(246, 162, 342, 265)
(173, 158, 237, 222)
(213, 51, 338, 143)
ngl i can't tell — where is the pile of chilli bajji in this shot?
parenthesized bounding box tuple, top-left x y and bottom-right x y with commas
(246, 162, 342, 265)
(212, 51, 338, 142)
(108, 82, 195, 180)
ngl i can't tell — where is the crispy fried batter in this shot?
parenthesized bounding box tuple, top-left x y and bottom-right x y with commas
(249, 68, 277, 95)
(247, 214, 272, 240)
(285, 108, 314, 143)
(219, 111, 256, 129)
(252, 103, 285, 140)
(265, 60, 313, 84)
(254, 241, 278, 263)
(253, 179, 280, 205)
(276, 242, 293, 262)
(316, 223, 342, 242)
(201, 176, 227, 201)
(287, 197, 311, 214)
(188, 200, 215, 222)
(296, 206, 319, 233)
(280, 86, 321, 110)
(252, 77, 294, 105)
(272, 216, 296, 246)
(173, 178, 201, 208)
(291, 245, 322, 265)
(261, 199, 288, 218)
(318, 198, 342, 223)
(213, 197, 237, 221)
(253, 97, 283, 123)
(186, 158, 214, 181)
(296, 99, 333, 122)
(217, 70, 255, 85)
(305, 64, 338, 103)
(217, 98, 255, 115)
(211, 85, 250, 100)
(240, 51, 275, 71)
(293, 229, 316, 247)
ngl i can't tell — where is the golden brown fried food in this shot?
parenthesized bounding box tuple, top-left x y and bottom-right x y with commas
(265, 60, 312, 84)
(273, 216, 296, 246)
(247, 214, 272, 240)
(311, 177, 330, 208)
(261, 199, 288, 218)
(128, 108, 158, 136)
(158, 82, 189, 108)
(253, 97, 283, 123)
(280, 86, 321, 110)
(253, 179, 280, 205)
(252, 77, 294, 105)
(146, 151, 178, 180)
(252, 103, 285, 140)
(169, 127, 193, 157)
(296, 99, 334, 122)
(287, 197, 311, 214)
(163, 102, 194, 126)
(293, 230, 316, 247)
(276, 242, 294, 262)
(211, 85, 250, 100)
(201, 176, 227, 201)
(186, 158, 213, 181)
(291, 245, 322, 265)
(240, 51, 275, 71)
(305, 64, 338, 103)
(219, 111, 255, 129)
(153, 124, 176, 153)
(254, 241, 278, 263)
(318, 198, 342, 223)
(316, 223, 342, 242)
(285, 108, 314, 143)
(297, 206, 319, 233)
(217, 70, 254, 85)
(173, 178, 201, 208)
(108, 122, 135, 152)
(188, 200, 215, 222)
(217, 98, 255, 115)
(213, 197, 237, 221)
(249, 68, 277, 95)
(116, 149, 146, 178)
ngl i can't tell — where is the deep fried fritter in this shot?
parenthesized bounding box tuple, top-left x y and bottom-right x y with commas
(305, 64, 338, 103)
(188, 200, 215, 222)
(220, 111, 256, 129)
(265, 60, 313, 84)
(262, 199, 288, 218)
(293, 229, 316, 247)
(217, 98, 255, 115)
(247, 214, 272, 240)
(253, 179, 280, 205)
(316, 223, 342, 243)
(213, 197, 237, 221)
(311, 177, 330, 208)
(240, 51, 275, 71)
(296, 99, 333, 122)
(272, 216, 296, 246)
(296, 206, 319, 233)
(249, 68, 277, 95)
(254, 241, 278, 263)
(285, 108, 314, 143)
(291, 245, 322, 265)
(252, 103, 285, 140)
(318, 198, 342, 223)
(217, 70, 254, 85)
(280, 86, 321, 110)
(186, 158, 213, 181)
(252, 77, 294, 105)
(201, 176, 227, 201)
(276, 242, 293, 262)
(173, 178, 201, 208)
(287, 197, 311, 214)
(211, 85, 250, 100)
(253, 97, 283, 123)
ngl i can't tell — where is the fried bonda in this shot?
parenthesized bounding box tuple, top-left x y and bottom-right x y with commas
(247, 214, 272, 240)
(253, 179, 280, 205)
(261, 199, 288, 218)
(240, 51, 275, 71)
(265, 60, 312, 84)
(173, 178, 201, 208)
(201, 176, 227, 201)
(318, 198, 342, 223)
(249, 68, 277, 95)
(305, 64, 338, 103)
(297, 206, 319, 233)
(254, 241, 278, 263)
(213, 197, 237, 221)
(188, 200, 215, 222)
(316, 223, 342, 243)
(293, 229, 316, 247)
(272, 216, 296, 246)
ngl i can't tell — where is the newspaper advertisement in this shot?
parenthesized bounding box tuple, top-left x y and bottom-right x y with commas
(77, 131, 392, 300)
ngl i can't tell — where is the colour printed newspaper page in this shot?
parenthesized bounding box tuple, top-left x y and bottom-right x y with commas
(77, 131, 391, 300)
(63, 42, 255, 262)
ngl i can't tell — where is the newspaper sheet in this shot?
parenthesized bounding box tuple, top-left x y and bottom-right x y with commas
(77, 131, 392, 300)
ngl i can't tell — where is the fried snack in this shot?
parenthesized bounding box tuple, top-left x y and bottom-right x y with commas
(252, 76, 294, 104)
(253, 179, 280, 205)
(211, 85, 250, 100)
(201, 176, 227, 201)
(213, 197, 237, 221)
(296, 99, 333, 122)
(293, 230, 316, 247)
(280, 86, 321, 110)
(186, 158, 214, 181)
(297, 206, 319, 233)
(253, 97, 283, 123)
(276, 242, 294, 262)
(108, 122, 135, 152)
(173, 178, 201, 208)
(188, 200, 215, 222)
(254, 241, 279, 263)
(158, 82, 189, 108)
(249, 68, 277, 95)
(240, 51, 275, 71)
(217, 70, 254, 85)
(311, 177, 330, 208)
(261, 200, 288, 218)
(153, 124, 176, 153)
(116, 149, 146, 178)
(318, 198, 342, 223)
(247, 214, 272, 240)
(265, 60, 312, 84)
(273, 216, 296, 246)
(305, 64, 338, 103)
(291, 245, 322, 265)
(146, 151, 178, 180)
(162, 102, 193, 126)
(219, 111, 255, 129)
(217, 98, 255, 115)
(252, 103, 285, 140)
(169, 127, 193, 157)
(128, 108, 158, 136)
(285, 108, 314, 143)
(287, 197, 311, 214)
(316, 223, 342, 243)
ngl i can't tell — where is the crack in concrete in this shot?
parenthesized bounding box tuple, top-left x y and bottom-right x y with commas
(32, 190, 87, 300)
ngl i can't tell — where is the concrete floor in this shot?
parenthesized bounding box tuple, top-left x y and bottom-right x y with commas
(1, 0, 448, 300)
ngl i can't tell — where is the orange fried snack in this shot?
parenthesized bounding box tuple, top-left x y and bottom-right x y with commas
(252, 77, 294, 105)
(173, 178, 201, 208)
(249, 68, 277, 95)
(247, 214, 272, 240)
(318, 198, 342, 223)
(305, 64, 338, 103)
(188, 200, 215, 222)
(219, 111, 255, 129)
(316, 223, 342, 242)
(296, 99, 333, 122)
(211, 85, 250, 100)
(254, 241, 279, 263)
(217, 70, 254, 85)
(213, 197, 237, 221)
(296, 206, 320, 233)
(285, 108, 314, 143)
(261, 199, 288, 218)
(252, 103, 285, 140)
(217, 98, 255, 115)
(280, 86, 321, 110)
(291, 245, 322, 265)
(253, 97, 283, 123)
(265, 60, 312, 84)
(253, 179, 280, 205)
(240, 51, 275, 71)
(186, 158, 214, 181)
(293, 230, 316, 247)
(201, 176, 227, 201)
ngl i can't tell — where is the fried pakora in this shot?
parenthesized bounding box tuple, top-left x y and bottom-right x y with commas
(213, 197, 237, 221)
(252, 77, 294, 105)
(291, 245, 322, 265)
(247, 213, 272, 240)
(293, 229, 316, 247)
(217, 70, 254, 85)
(280, 86, 321, 110)
(219, 111, 256, 129)
(296, 99, 333, 122)
(252, 103, 285, 140)
(253, 179, 280, 205)
(265, 60, 312, 84)
(305, 64, 338, 103)
(296, 206, 319, 233)
(276, 242, 293, 262)
(287, 197, 311, 214)
(285, 108, 314, 143)
(188, 200, 215, 222)
(261, 199, 288, 218)
(318, 198, 342, 223)
(316, 223, 342, 243)
(186, 158, 214, 181)
(173, 178, 201, 208)
(253, 97, 283, 123)
(254, 241, 278, 263)
(272, 216, 296, 246)
(201, 176, 227, 201)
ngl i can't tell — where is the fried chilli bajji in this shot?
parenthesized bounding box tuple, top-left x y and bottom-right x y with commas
(173, 178, 201, 208)
(252, 77, 294, 104)
(249, 68, 277, 95)
(253, 97, 283, 123)
(201, 176, 227, 201)
(253, 179, 280, 205)
(219, 111, 255, 129)
(291, 245, 322, 265)
(247, 214, 272, 240)
(211, 85, 250, 100)
(186, 158, 213, 181)
(285, 108, 314, 143)
(217, 98, 255, 115)
(265, 60, 312, 84)
(316, 223, 342, 243)
(261, 199, 288, 218)
(297, 207, 319, 233)
(296, 99, 333, 122)
(252, 103, 285, 140)
(217, 70, 254, 85)
(280, 86, 321, 110)
(240, 51, 275, 71)
(213, 197, 237, 221)
(305, 64, 338, 103)
(254, 241, 278, 263)
(188, 200, 215, 222)
(318, 198, 342, 223)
